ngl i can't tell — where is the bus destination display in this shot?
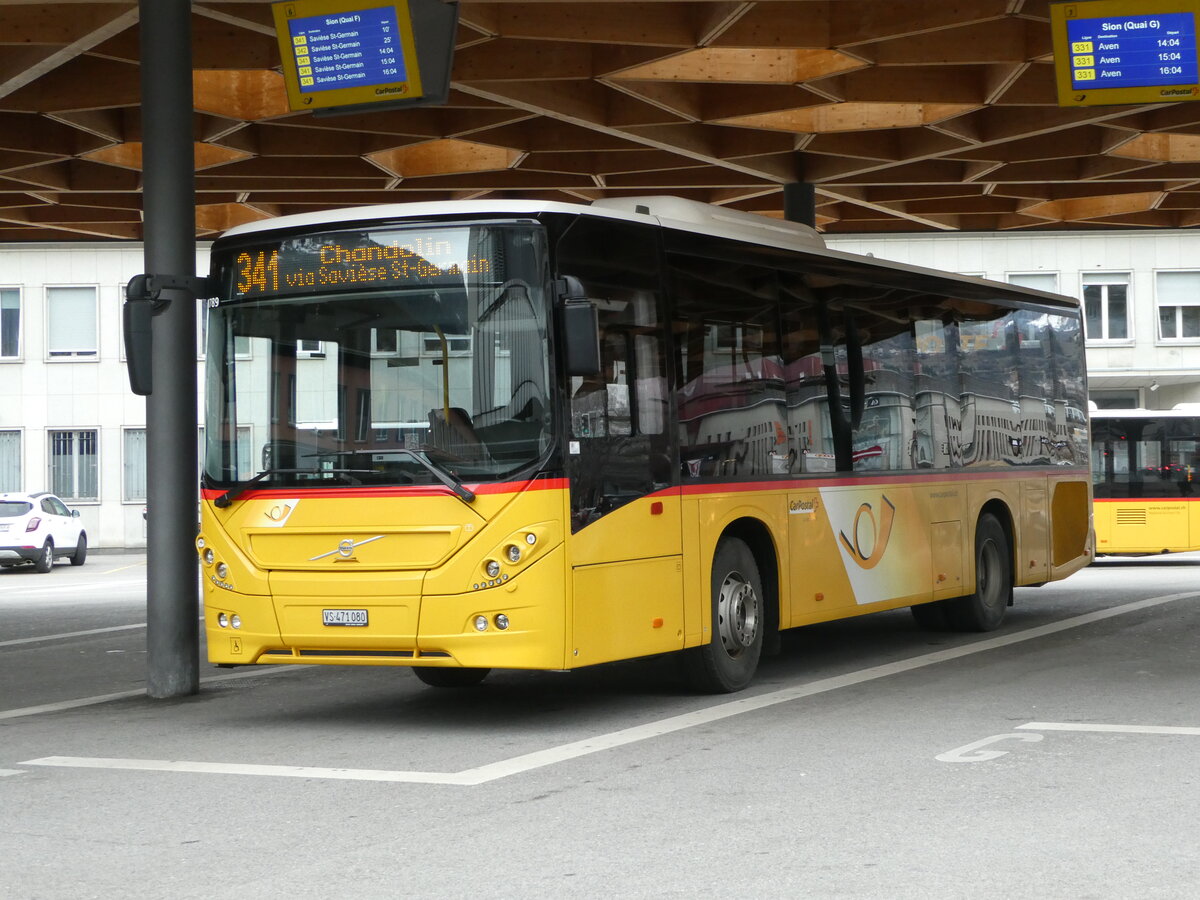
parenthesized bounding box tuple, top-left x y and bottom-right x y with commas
(272, 0, 424, 112)
(226, 232, 490, 301)
(1052, 2, 1200, 106)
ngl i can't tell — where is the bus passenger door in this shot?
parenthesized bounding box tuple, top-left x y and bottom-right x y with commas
(556, 219, 683, 667)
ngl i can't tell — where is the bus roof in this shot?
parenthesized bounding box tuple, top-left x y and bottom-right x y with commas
(217, 196, 1080, 313)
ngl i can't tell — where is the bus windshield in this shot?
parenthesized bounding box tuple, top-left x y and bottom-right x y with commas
(203, 222, 553, 490)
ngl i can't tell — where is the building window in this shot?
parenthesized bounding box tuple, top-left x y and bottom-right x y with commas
(1082, 273, 1130, 342)
(0, 430, 20, 491)
(1, 288, 19, 359)
(1156, 270, 1200, 341)
(123, 428, 147, 501)
(49, 429, 98, 500)
(297, 339, 326, 358)
(1008, 272, 1058, 293)
(46, 286, 98, 357)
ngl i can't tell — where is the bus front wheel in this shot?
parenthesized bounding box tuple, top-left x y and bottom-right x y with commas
(945, 514, 1012, 632)
(684, 537, 763, 693)
(412, 666, 490, 688)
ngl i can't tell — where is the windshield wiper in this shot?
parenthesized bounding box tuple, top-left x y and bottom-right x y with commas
(211, 467, 374, 508)
(392, 449, 475, 503)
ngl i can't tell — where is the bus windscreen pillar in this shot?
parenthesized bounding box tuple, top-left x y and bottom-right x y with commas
(272, 0, 458, 116)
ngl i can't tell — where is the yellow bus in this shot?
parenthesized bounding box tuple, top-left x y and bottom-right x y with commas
(1091, 408, 1200, 555)
(197, 196, 1093, 692)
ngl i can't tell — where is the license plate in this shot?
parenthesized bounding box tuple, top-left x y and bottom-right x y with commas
(322, 608, 368, 627)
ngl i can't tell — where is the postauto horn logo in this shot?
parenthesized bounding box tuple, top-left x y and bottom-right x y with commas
(837, 494, 896, 570)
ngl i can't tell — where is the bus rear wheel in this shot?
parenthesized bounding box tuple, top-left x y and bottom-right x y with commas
(945, 514, 1011, 632)
(412, 666, 490, 688)
(684, 537, 763, 693)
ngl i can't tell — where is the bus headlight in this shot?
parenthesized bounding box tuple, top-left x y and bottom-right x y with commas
(505, 544, 521, 563)
(495, 614, 510, 630)
(217, 613, 228, 628)
(203, 548, 214, 565)
(484, 560, 501, 579)
(216, 562, 229, 579)
(473, 615, 489, 632)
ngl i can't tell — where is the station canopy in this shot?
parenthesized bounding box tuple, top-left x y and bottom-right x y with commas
(7, 0, 1200, 240)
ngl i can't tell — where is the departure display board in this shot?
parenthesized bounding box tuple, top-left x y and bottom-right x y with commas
(272, 0, 458, 114)
(1052, 1, 1200, 105)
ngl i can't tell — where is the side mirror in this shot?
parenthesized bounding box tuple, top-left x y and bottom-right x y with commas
(123, 293, 155, 396)
(556, 276, 601, 377)
(71, 509, 81, 518)
(122, 273, 214, 397)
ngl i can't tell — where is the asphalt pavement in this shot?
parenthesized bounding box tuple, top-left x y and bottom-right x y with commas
(2, 552, 1199, 899)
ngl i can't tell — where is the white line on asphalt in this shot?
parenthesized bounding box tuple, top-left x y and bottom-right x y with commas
(0, 664, 311, 721)
(1019, 722, 1200, 736)
(0, 623, 146, 648)
(0, 769, 25, 776)
(0, 577, 146, 597)
(17, 589, 1200, 785)
(1, 614, 206, 649)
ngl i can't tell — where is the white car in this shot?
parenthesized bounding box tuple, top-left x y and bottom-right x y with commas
(0, 491, 87, 572)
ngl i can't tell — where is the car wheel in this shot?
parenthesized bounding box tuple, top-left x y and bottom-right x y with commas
(70, 533, 87, 566)
(34, 540, 53, 573)
(412, 667, 491, 688)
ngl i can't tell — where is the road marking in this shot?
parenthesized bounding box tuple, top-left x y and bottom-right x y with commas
(0, 577, 146, 597)
(17, 590, 1200, 785)
(0, 769, 25, 777)
(0, 623, 146, 648)
(2, 614, 206, 649)
(102, 563, 146, 575)
(0, 665, 311, 721)
(936, 732, 1043, 763)
(22, 757, 472, 785)
(1019, 722, 1200, 736)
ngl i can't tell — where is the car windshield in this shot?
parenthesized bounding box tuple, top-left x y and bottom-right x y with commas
(0, 501, 32, 517)
(203, 222, 553, 490)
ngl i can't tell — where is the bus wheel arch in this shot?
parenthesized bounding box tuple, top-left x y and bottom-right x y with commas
(946, 503, 1014, 632)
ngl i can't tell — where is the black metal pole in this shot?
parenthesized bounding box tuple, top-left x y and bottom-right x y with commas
(783, 182, 816, 227)
(140, 0, 199, 698)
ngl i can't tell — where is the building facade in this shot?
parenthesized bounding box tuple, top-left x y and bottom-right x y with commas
(4, 229, 1200, 548)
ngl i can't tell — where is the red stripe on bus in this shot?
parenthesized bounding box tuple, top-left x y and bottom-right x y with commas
(677, 467, 1089, 495)
(200, 477, 569, 502)
(1094, 496, 1200, 502)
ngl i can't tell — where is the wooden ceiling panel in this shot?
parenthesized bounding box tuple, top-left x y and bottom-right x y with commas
(5, 0, 1200, 240)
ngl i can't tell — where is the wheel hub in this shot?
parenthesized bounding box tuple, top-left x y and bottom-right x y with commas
(717, 570, 759, 655)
